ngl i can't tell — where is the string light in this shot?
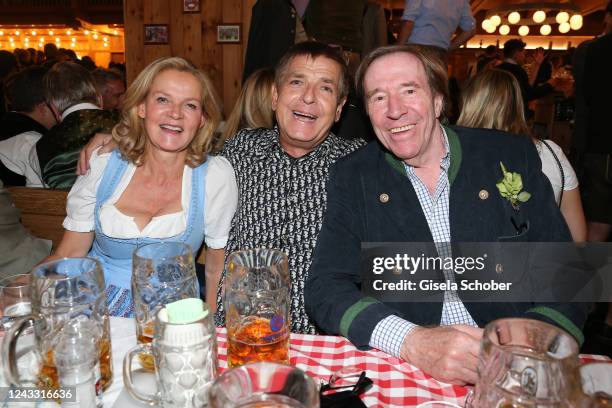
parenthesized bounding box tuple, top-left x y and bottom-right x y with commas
(0, 31, 4, 36)
(556, 11, 569, 24)
(14, 30, 20, 36)
(533, 10, 546, 23)
(518, 25, 529, 36)
(559, 22, 570, 33)
(48, 30, 54, 36)
(540, 24, 551, 35)
(67, 29, 72, 35)
(508, 12, 521, 25)
(569, 14, 583, 30)
(84, 30, 89, 35)
(92, 33, 99, 39)
(113, 29, 118, 35)
(490, 15, 501, 26)
(31, 30, 36, 36)
(499, 24, 510, 35)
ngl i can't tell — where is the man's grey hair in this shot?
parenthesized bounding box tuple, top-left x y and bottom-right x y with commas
(44, 61, 99, 114)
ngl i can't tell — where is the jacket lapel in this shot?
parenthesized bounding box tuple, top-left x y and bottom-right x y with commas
(374, 148, 434, 242)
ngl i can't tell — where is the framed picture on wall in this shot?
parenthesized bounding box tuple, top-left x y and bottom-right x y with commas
(144, 24, 169, 44)
(183, 0, 200, 13)
(217, 24, 241, 43)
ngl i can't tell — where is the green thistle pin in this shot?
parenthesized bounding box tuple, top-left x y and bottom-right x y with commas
(496, 162, 531, 210)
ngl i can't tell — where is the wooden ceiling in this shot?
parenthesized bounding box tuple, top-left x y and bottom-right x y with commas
(470, 0, 607, 16)
(381, 0, 607, 15)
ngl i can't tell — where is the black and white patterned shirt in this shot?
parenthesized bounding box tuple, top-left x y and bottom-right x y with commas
(216, 126, 365, 334)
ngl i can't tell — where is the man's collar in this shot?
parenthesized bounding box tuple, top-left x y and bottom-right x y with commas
(504, 58, 518, 65)
(385, 125, 462, 185)
(61, 103, 101, 121)
(257, 125, 333, 161)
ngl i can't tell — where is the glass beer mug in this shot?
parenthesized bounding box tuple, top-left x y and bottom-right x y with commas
(123, 306, 218, 407)
(3, 258, 113, 398)
(224, 248, 290, 368)
(132, 242, 200, 370)
(468, 318, 580, 408)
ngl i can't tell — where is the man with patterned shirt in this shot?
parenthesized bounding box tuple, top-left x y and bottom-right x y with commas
(215, 41, 365, 334)
(305, 45, 589, 384)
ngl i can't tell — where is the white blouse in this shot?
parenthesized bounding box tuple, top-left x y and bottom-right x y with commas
(537, 139, 579, 205)
(63, 149, 238, 249)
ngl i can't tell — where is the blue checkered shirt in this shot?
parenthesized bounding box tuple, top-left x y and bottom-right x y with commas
(369, 127, 477, 357)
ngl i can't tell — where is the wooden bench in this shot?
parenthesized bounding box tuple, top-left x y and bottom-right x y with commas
(7, 186, 67, 249)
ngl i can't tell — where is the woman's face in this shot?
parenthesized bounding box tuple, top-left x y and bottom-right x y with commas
(137, 69, 205, 154)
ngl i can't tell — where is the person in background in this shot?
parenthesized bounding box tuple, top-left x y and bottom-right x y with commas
(0, 180, 51, 282)
(497, 39, 555, 121)
(303, 0, 367, 75)
(397, 0, 475, 53)
(242, 0, 307, 83)
(91, 68, 126, 111)
(305, 45, 588, 385)
(0, 51, 19, 116)
(35, 61, 118, 189)
(580, 0, 612, 243)
(222, 68, 275, 142)
(46, 57, 237, 317)
(457, 68, 586, 242)
(0, 66, 57, 187)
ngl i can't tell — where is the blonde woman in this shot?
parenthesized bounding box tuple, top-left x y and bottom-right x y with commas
(457, 68, 586, 242)
(221, 68, 275, 141)
(48, 57, 238, 315)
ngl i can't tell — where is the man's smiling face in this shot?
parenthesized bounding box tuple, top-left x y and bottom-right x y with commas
(364, 52, 443, 164)
(272, 54, 345, 158)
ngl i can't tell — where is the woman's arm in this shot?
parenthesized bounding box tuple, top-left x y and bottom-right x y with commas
(43, 230, 94, 263)
(204, 247, 224, 314)
(560, 187, 587, 242)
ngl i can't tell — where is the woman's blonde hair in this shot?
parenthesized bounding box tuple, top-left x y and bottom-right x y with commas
(222, 68, 275, 141)
(457, 68, 529, 135)
(112, 57, 222, 167)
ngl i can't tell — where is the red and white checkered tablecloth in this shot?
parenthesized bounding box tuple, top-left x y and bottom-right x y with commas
(216, 327, 468, 407)
(215, 328, 611, 408)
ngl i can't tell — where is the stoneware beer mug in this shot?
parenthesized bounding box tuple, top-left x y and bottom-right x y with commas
(468, 318, 580, 408)
(224, 248, 290, 368)
(132, 242, 199, 370)
(123, 305, 218, 407)
(3, 257, 113, 400)
(208, 362, 319, 408)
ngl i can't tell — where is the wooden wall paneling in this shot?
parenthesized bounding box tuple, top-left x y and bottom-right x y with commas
(142, 0, 170, 67)
(221, 0, 243, 117)
(123, 0, 145, 84)
(169, 0, 184, 57)
(148, 0, 169, 24)
(201, 0, 223, 108)
(183, 13, 203, 67)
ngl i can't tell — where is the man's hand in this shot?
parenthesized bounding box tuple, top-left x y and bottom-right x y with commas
(76, 132, 115, 175)
(400, 325, 484, 385)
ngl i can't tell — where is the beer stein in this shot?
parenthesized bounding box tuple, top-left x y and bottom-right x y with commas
(224, 248, 290, 368)
(2, 258, 113, 399)
(576, 363, 612, 407)
(132, 242, 199, 370)
(123, 305, 218, 407)
(468, 318, 580, 408)
(208, 362, 319, 408)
